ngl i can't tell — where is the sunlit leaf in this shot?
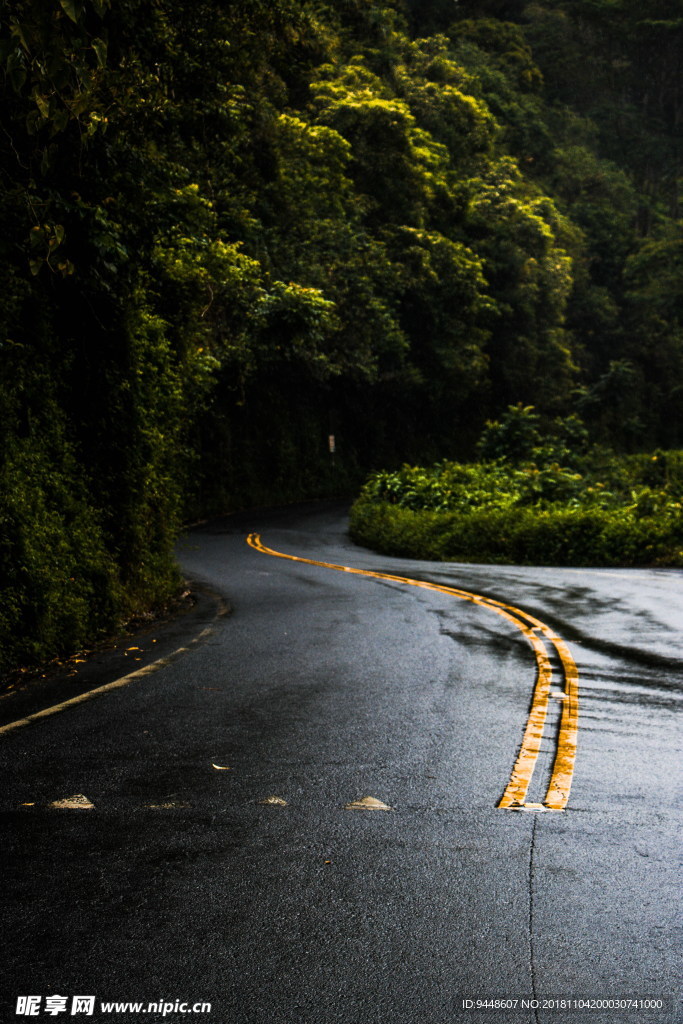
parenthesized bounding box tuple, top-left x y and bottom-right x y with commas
(92, 37, 107, 68)
(34, 93, 50, 119)
(59, 0, 80, 24)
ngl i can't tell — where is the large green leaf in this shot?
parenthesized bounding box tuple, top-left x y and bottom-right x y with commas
(92, 37, 107, 68)
(59, 0, 80, 24)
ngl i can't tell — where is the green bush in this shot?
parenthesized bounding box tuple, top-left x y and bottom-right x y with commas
(476, 403, 541, 463)
(0, 437, 123, 671)
(350, 500, 683, 567)
(350, 448, 683, 567)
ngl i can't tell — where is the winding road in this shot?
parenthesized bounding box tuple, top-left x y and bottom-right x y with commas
(1, 502, 681, 1023)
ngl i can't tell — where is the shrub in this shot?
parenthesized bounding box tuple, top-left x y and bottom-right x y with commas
(350, 448, 683, 567)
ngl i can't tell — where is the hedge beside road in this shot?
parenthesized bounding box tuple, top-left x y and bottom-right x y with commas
(349, 452, 683, 568)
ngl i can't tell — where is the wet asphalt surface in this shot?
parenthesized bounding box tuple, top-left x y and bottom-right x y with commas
(1, 502, 681, 1024)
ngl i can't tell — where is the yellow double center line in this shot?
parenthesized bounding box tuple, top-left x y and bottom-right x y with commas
(247, 533, 579, 811)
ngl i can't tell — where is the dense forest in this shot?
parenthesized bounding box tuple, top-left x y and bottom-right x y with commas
(1, 0, 682, 669)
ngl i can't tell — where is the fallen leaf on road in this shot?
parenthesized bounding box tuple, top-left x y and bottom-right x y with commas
(259, 795, 287, 806)
(50, 794, 94, 810)
(211, 763, 232, 770)
(344, 796, 393, 811)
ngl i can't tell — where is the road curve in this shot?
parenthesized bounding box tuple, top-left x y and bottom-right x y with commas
(1, 502, 680, 1024)
(245, 531, 580, 813)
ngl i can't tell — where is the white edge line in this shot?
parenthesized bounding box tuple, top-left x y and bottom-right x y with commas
(0, 622, 218, 737)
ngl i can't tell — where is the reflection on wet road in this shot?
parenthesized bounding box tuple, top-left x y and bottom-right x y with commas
(0, 502, 680, 1024)
(246, 531, 580, 813)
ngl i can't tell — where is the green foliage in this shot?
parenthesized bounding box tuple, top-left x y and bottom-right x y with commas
(0, 373, 124, 670)
(395, 37, 498, 167)
(477, 403, 541, 462)
(2, 0, 683, 669)
(253, 281, 341, 378)
(448, 19, 544, 92)
(352, 413, 683, 566)
(351, 499, 683, 568)
(351, 448, 683, 567)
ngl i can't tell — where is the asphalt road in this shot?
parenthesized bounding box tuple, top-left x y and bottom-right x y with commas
(1, 502, 681, 1024)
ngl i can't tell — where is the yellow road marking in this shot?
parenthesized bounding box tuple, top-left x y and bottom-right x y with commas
(247, 533, 579, 811)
